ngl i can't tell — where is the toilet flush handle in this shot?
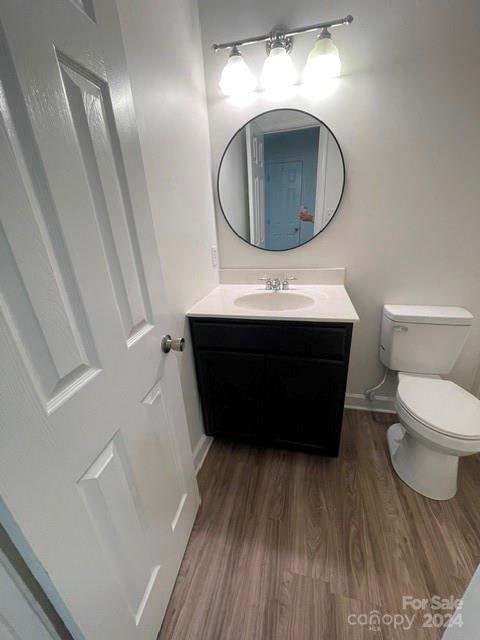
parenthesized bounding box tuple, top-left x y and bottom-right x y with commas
(393, 325, 408, 332)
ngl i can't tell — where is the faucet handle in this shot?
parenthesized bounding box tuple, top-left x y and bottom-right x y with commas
(258, 275, 273, 290)
(282, 275, 297, 290)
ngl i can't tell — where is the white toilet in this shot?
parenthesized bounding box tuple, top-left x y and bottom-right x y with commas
(380, 304, 480, 500)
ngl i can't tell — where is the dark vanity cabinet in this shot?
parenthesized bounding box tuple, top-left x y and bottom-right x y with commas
(189, 318, 353, 456)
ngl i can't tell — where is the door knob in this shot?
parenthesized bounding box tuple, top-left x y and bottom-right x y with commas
(161, 335, 185, 353)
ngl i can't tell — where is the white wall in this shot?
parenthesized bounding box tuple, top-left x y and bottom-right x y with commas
(115, 0, 218, 453)
(199, 0, 480, 401)
(219, 129, 249, 238)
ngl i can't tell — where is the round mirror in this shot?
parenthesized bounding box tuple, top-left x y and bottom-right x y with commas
(218, 109, 345, 251)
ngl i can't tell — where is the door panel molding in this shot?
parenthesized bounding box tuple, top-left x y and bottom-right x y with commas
(0, 61, 101, 413)
(78, 432, 160, 625)
(58, 51, 154, 347)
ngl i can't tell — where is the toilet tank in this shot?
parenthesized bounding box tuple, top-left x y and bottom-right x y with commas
(380, 305, 473, 374)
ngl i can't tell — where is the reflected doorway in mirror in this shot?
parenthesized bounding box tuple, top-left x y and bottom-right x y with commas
(218, 108, 345, 251)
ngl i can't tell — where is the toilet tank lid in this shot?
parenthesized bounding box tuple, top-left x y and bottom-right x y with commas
(383, 305, 473, 326)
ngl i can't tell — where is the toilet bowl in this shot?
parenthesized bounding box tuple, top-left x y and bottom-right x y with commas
(379, 304, 478, 500)
(387, 373, 480, 500)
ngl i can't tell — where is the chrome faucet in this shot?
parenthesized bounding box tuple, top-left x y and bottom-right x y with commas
(271, 278, 282, 292)
(258, 275, 281, 291)
(258, 275, 297, 291)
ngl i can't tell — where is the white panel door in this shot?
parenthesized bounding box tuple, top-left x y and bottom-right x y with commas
(0, 1, 199, 639)
(246, 122, 265, 248)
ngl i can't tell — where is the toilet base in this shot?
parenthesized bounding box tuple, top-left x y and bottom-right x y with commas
(387, 423, 458, 500)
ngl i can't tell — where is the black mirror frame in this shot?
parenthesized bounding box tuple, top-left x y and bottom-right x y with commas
(217, 108, 346, 252)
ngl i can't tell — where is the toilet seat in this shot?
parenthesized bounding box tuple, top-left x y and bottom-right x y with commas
(397, 373, 480, 441)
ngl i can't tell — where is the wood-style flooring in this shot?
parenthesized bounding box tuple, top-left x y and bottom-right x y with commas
(159, 410, 480, 639)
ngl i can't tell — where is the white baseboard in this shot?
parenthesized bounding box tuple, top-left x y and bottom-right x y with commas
(345, 393, 396, 414)
(192, 434, 213, 475)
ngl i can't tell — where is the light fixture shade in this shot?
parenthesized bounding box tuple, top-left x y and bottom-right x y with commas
(261, 45, 296, 92)
(303, 35, 341, 85)
(219, 49, 256, 97)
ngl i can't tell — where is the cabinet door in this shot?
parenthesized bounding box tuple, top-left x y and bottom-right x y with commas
(196, 351, 264, 440)
(266, 355, 346, 454)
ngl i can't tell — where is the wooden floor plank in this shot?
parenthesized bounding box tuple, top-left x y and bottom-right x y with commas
(159, 410, 480, 640)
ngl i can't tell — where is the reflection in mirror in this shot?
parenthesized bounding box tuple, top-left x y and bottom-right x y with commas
(218, 109, 345, 251)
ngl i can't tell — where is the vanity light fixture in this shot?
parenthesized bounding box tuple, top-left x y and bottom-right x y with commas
(261, 38, 296, 92)
(213, 14, 353, 97)
(219, 46, 257, 97)
(303, 28, 342, 84)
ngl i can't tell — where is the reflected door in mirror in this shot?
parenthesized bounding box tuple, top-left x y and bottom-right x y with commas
(218, 109, 345, 251)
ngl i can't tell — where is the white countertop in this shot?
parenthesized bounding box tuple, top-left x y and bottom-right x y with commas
(187, 285, 359, 323)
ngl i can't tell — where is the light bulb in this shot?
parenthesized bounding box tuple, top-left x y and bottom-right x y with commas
(302, 30, 341, 86)
(219, 47, 256, 97)
(261, 44, 296, 92)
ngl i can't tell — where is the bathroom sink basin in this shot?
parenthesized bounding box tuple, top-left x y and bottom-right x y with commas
(234, 291, 316, 311)
(187, 281, 359, 323)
